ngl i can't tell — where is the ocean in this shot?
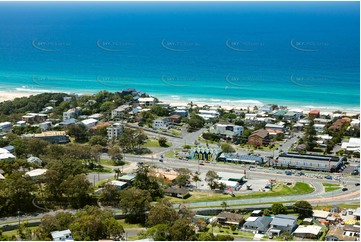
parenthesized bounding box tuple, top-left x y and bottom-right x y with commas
(0, 1, 359, 111)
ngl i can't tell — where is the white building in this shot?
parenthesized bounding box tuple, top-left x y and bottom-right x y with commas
(111, 105, 131, 119)
(15, 121, 27, 127)
(107, 123, 124, 140)
(198, 110, 219, 120)
(63, 108, 78, 121)
(51, 229, 73, 241)
(341, 138, 360, 152)
(259, 105, 273, 113)
(293, 225, 322, 239)
(81, 118, 98, 128)
(0, 148, 16, 160)
(314, 118, 331, 124)
(138, 97, 155, 106)
(215, 123, 243, 137)
(0, 122, 12, 132)
(289, 109, 303, 119)
(25, 169, 47, 179)
(265, 123, 284, 131)
(42, 106, 53, 113)
(314, 124, 326, 133)
(39, 121, 52, 131)
(153, 118, 170, 130)
(88, 113, 103, 119)
(351, 119, 360, 127)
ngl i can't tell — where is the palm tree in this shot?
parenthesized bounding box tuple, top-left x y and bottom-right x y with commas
(221, 201, 228, 211)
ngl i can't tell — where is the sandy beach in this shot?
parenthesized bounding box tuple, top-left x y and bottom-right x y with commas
(0, 91, 35, 103)
(0, 91, 358, 116)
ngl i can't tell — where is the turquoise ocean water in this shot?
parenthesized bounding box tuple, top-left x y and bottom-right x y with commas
(0, 2, 359, 110)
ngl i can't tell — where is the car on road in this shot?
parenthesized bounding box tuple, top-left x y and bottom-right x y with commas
(325, 175, 333, 180)
(285, 170, 292, 175)
(199, 162, 205, 166)
(355, 183, 360, 186)
(342, 187, 348, 191)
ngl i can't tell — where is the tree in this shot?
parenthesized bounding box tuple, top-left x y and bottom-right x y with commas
(60, 174, 93, 208)
(169, 219, 196, 241)
(98, 184, 121, 207)
(89, 135, 107, 146)
(142, 224, 170, 241)
(107, 146, 124, 166)
(221, 143, 235, 153)
(67, 124, 89, 143)
(158, 137, 168, 147)
(146, 203, 178, 227)
(197, 232, 215, 241)
(221, 201, 228, 211)
(119, 188, 152, 223)
(151, 106, 169, 116)
(304, 120, 317, 151)
(280, 231, 292, 240)
(205, 170, 219, 189)
(293, 200, 313, 218)
(174, 168, 192, 188)
(272, 203, 287, 215)
(194, 218, 208, 232)
(119, 128, 147, 152)
(132, 164, 163, 200)
(187, 113, 205, 132)
(263, 209, 271, 216)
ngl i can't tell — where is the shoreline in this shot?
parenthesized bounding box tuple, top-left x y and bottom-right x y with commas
(0, 90, 359, 116)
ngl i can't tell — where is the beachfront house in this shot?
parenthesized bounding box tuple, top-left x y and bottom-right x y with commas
(138, 97, 155, 106)
(198, 109, 219, 120)
(269, 215, 298, 235)
(243, 216, 273, 233)
(308, 110, 321, 119)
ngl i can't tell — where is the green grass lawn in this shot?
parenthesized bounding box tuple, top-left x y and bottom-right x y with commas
(165, 150, 179, 158)
(99, 159, 130, 166)
(144, 139, 173, 148)
(322, 183, 341, 192)
(169, 182, 314, 203)
(3, 226, 38, 237)
(117, 219, 144, 229)
(207, 225, 254, 239)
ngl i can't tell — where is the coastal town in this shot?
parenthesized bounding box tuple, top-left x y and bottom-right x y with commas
(0, 88, 359, 241)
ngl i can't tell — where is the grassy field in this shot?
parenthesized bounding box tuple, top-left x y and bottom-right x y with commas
(3, 226, 38, 237)
(118, 219, 144, 229)
(99, 159, 130, 166)
(322, 183, 341, 192)
(169, 182, 314, 203)
(144, 139, 173, 148)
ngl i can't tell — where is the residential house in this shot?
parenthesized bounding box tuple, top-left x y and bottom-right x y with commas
(117, 174, 136, 185)
(168, 114, 182, 123)
(260, 105, 273, 113)
(343, 225, 360, 238)
(88, 113, 103, 119)
(314, 124, 326, 133)
(313, 210, 330, 220)
(0, 148, 16, 160)
(314, 118, 332, 124)
(164, 187, 190, 199)
(273, 110, 288, 119)
(138, 97, 155, 106)
(15, 121, 26, 127)
(325, 226, 359, 241)
(111, 105, 131, 119)
(63, 108, 79, 121)
(215, 123, 244, 137)
(293, 225, 322, 239)
(107, 180, 128, 190)
(243, 216, 273, 233)
(63, 96, 72, 102)
(42, 106, 54, 113)
(107, 123, 124, 140)
(58, 118, 77, 127)
(39, 121, 52, 131)
(51, 229, 73, 241)
(216, 212, 244, 226)
(22, 114, 35, 124)
(32, 131, 70, 144)
(284, 111, 299, 121)
(81, 118, 98, 128)
(248, 129, 270, 146)
(309, 110, 320, 119)
(288, 109, 303, 119)
(0, 122, 12, 132)
(329, 118, 349, 132)
(269, 214, 298, 235)
(25, 169, 48, 179)
(198, 110, 219, 120)
(173, 109, 188, 117)
(152, 118, 170, 130)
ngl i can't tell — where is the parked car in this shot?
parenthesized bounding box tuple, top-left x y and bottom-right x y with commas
(325, 175, 333, 180)
(342, 187, 348, 191)
(355, 183, 360, 186)
(285, 171, 292, 175)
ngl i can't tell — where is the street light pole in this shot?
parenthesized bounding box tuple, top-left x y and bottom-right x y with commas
(17, 210, 20, 227)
